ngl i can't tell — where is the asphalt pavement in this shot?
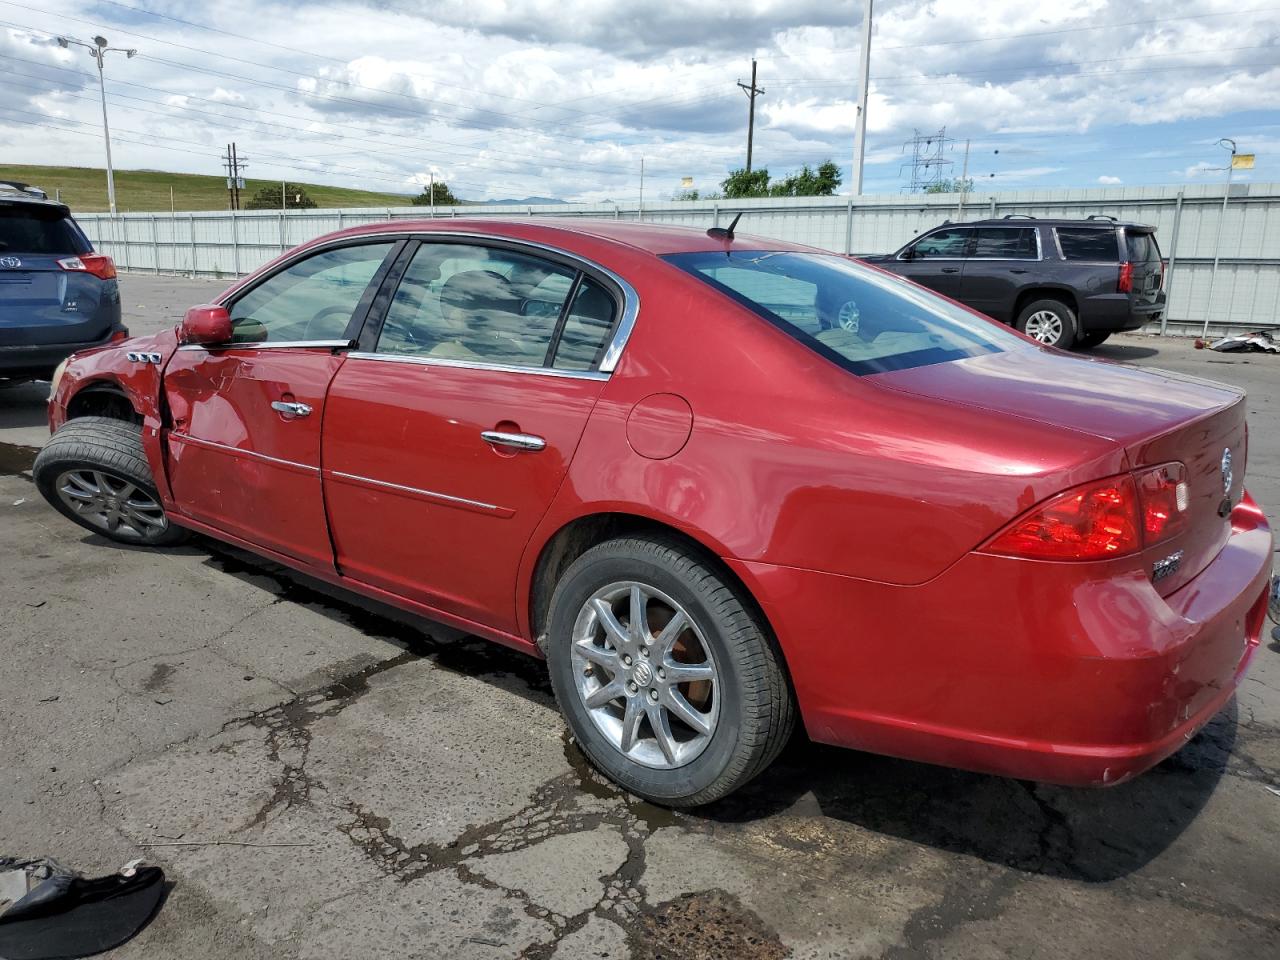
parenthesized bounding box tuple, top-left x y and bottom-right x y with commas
(1, 273, 1277, 959)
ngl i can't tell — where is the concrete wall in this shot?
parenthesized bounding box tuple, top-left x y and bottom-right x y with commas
(76, 182, 1280, 332)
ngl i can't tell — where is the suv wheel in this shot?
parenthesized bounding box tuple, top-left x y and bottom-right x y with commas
(1076, 331, 1112, 350)
(1016, 299, 1077, 350)
(34, 417, 188, 546)
(546, 536, 794, 807)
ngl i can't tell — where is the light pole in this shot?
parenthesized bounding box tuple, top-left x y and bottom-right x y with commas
(1203, 137, 1237, 338)
(850, 0, 873, 196)
(56, 35, 136, 215)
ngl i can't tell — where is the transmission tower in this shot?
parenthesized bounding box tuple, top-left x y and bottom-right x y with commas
(899, 128, 954, 192)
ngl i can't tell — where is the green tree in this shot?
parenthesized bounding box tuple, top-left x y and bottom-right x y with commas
(245, 182, 317, 210)
(720, 168, 771, 198)
(769, 160, 843, 197)
(411, 181, 460, 206)
(924, 177, 975, 195)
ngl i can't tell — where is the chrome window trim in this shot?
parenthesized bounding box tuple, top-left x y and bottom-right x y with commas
(216, 229, 640, 375)
(346, 350, 610, 381)
(327, 470, 511, 516)
(176, 339, 354, 352)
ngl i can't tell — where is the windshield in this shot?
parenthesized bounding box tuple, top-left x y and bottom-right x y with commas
(665, 250, 1025, 375)
(0, 205, 88, 255)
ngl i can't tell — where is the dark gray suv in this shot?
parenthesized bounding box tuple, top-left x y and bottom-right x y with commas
(861, 215, 1165, 350)
(1, 182, 126, 383)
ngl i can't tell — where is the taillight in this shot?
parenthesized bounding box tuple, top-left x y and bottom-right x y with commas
(1117, 260, 1133, 293)
(57, 253, 117, 280)
(982, 475, 1141, 561)
(1134, 462, 1189, 546)
(981, 463, 1190, 561)
(1159, 259, 1167, 291)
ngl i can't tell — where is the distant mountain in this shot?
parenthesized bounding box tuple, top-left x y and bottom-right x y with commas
(472, 196, 568, 206)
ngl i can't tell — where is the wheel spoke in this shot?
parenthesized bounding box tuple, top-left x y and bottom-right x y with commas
(662, 660, 714, 684)
(662, 687, 713, 736)
(576, 640, 621, 673)
(583, 678, 625, 709)
(645, 701, 678, 765)
(619, 694, 644, 753)
(59, 483, 95, 502)
(628, 584, 649, 642)
(92, 471, 113, 495)
(590, 598, 629, 647)
(651, 610, 688, 657)
(125, 507, 167, 529)
(66, 473, 99, 495)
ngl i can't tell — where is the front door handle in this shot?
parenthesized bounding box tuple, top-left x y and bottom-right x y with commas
(271, 400, 312, 418)
(1010, 268, 1029, 274)
(941, 267, 960, 274)
(481, 430, 546, 452)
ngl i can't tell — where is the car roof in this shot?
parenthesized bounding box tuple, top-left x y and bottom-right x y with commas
(314, 217, 822, 257)
(0, 189, 72, 217)
(965, 216, 1154, 230)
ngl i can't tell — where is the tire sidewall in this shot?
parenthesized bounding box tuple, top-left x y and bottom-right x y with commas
(546, 545, 752, 804)
(1017, 299, 1076, 349)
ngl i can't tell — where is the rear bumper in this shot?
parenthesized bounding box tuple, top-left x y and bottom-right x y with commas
(730, 493, 1273, 787)
(0, 325, 127, 377)
(1082, 293, 1166, 332)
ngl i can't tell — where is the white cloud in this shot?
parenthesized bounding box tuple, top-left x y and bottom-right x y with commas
(1097, 175, 1122, 184)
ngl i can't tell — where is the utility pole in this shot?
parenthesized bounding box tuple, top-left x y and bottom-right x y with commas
(638, 157, 645, 221)
(221, 143, 247, 210)
(1204, 137, 1237, 338)
(737, 59, 764, 173)
(57, 35, 136, 215)
(900, 128, 953, 192)
(850, 0, 873, 195)
(430, 171, 436, 218)
(956, 138, 970, 220)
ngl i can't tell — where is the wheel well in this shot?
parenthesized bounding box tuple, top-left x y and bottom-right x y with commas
(1013, 287, 1078, 324)
(66, 383, 142, 425)
(528, 513, 781, 660)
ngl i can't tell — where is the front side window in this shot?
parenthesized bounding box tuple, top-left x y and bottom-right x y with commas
(667, 250, 1026, 375)
(908, 228, 971, 259)
(228, 242, 393, 343)
(376, 243, 579, 367)
(1056, 228, 1119, 262)
(973, 227, 1038, 260)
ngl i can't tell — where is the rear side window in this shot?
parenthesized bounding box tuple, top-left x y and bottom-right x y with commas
(973, 227, 1038, 260)
(552, 277, 617, 371)
(0, 206, 89, 255)
(667, 250, 1025, 375)
(1125, 231, 1161, 262)
(1056, 228, 1119, 261)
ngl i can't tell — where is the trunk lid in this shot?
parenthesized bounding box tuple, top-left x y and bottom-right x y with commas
(870, 346, 1247, 593)
(1124, 228, 1163, 306)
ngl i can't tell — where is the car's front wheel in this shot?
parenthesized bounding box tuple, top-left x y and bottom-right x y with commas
(34, 417, 188, 546)
(546, 536, 794, 807)
(1016, 298, 1077, 350)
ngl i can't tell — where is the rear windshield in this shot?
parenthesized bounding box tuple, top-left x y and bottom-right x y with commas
(665, 251, 1025, 375)
(1055, 227, 1119, 261)
(1125, 231, 1161, 262)
(0, 205, 88, 255)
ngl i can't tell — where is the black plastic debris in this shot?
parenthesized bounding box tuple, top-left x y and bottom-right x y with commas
(1209, 330, 1280, 353)
(0, 857, 165, 960)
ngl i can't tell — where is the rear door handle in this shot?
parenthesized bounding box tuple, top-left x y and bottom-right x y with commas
(270, 400, 312, 418)
(941, 267, 960, 274)
(481, 430, 546, 452)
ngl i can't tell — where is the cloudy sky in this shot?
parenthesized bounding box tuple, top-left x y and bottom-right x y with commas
(1, 0, 1278, 202)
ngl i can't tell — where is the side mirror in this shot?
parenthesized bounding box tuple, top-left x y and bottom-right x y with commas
(179, 304, 232, 346)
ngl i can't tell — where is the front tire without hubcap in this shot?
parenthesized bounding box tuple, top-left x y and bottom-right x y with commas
(547, 536, 794, 807)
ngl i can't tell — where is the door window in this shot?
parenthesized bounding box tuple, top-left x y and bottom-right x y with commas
(552, 277, 619, 371)
(1055, 228, 1119, 262)
(227, 242, 394, 344)
(972, 227, 1038, 260)
(376, 243, 577, 367)
(908, 228, 972, 259)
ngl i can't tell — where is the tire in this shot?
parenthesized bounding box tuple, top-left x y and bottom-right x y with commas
(1015, 298, 1077, 350)
(1076, 331, 1112, 350)
(34, 416, 189, 547)
(546, 536, 794, 807)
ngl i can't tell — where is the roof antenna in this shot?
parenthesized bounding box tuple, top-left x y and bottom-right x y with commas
(706, 211, 743, 242)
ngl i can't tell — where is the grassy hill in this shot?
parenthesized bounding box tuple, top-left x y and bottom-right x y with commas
(0, 164, 414, 213)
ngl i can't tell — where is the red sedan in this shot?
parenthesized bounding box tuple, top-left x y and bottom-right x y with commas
(35, 219, 1276, 806)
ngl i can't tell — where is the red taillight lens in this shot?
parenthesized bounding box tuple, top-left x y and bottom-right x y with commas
(1134, 462, 1189, 546)
(1117, 260, 1133, 293)
(1159, 259, 1167, 291)
(57, 253, 117, 280)
(982, 475, 1141, 561)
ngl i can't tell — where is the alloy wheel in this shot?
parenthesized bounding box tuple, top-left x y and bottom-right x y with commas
(570, 581, 720, 769)
(1024, 310, 1064, 345)
(54, 469, 168, 542)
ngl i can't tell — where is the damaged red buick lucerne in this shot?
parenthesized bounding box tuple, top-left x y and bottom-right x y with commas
(34, 218, 1277, 806)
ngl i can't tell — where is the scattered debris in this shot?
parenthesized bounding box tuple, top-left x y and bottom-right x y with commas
(153, 698, 173, 706)
(1267, 785, 1280, 798)
(11, 499, 25, 506)
(25, 601, 45, 609)
(37, 696, 58, 704)
(1208, 330, 1280, 354)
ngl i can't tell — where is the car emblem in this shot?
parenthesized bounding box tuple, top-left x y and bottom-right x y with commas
(1221, 448, 1233, 496)
(0, 256, 21, 268)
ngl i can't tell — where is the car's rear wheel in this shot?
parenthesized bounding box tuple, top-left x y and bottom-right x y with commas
(1076, 331, 1112, 350)
(1016, 299, 1077, 350)
(546, 536, 794, 807)
(34, 417, 188, 547)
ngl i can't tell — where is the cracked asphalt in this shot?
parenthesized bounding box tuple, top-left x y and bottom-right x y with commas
(1, 274, 1278, 959)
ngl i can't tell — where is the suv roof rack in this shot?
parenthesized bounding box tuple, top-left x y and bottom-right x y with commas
(1086, 214, 1117, 222)
(1000, 214, 1036, 220)
(0, 180, 49, 200)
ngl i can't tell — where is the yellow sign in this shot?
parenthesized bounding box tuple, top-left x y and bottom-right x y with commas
(1232, 154, 1256, 170)
(681, 176, 694, 188)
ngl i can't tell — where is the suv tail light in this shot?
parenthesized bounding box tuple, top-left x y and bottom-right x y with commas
(1117, 260, 1133, 293)
(57, 253, 117, 280)
(981, 463, 1189, 561)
